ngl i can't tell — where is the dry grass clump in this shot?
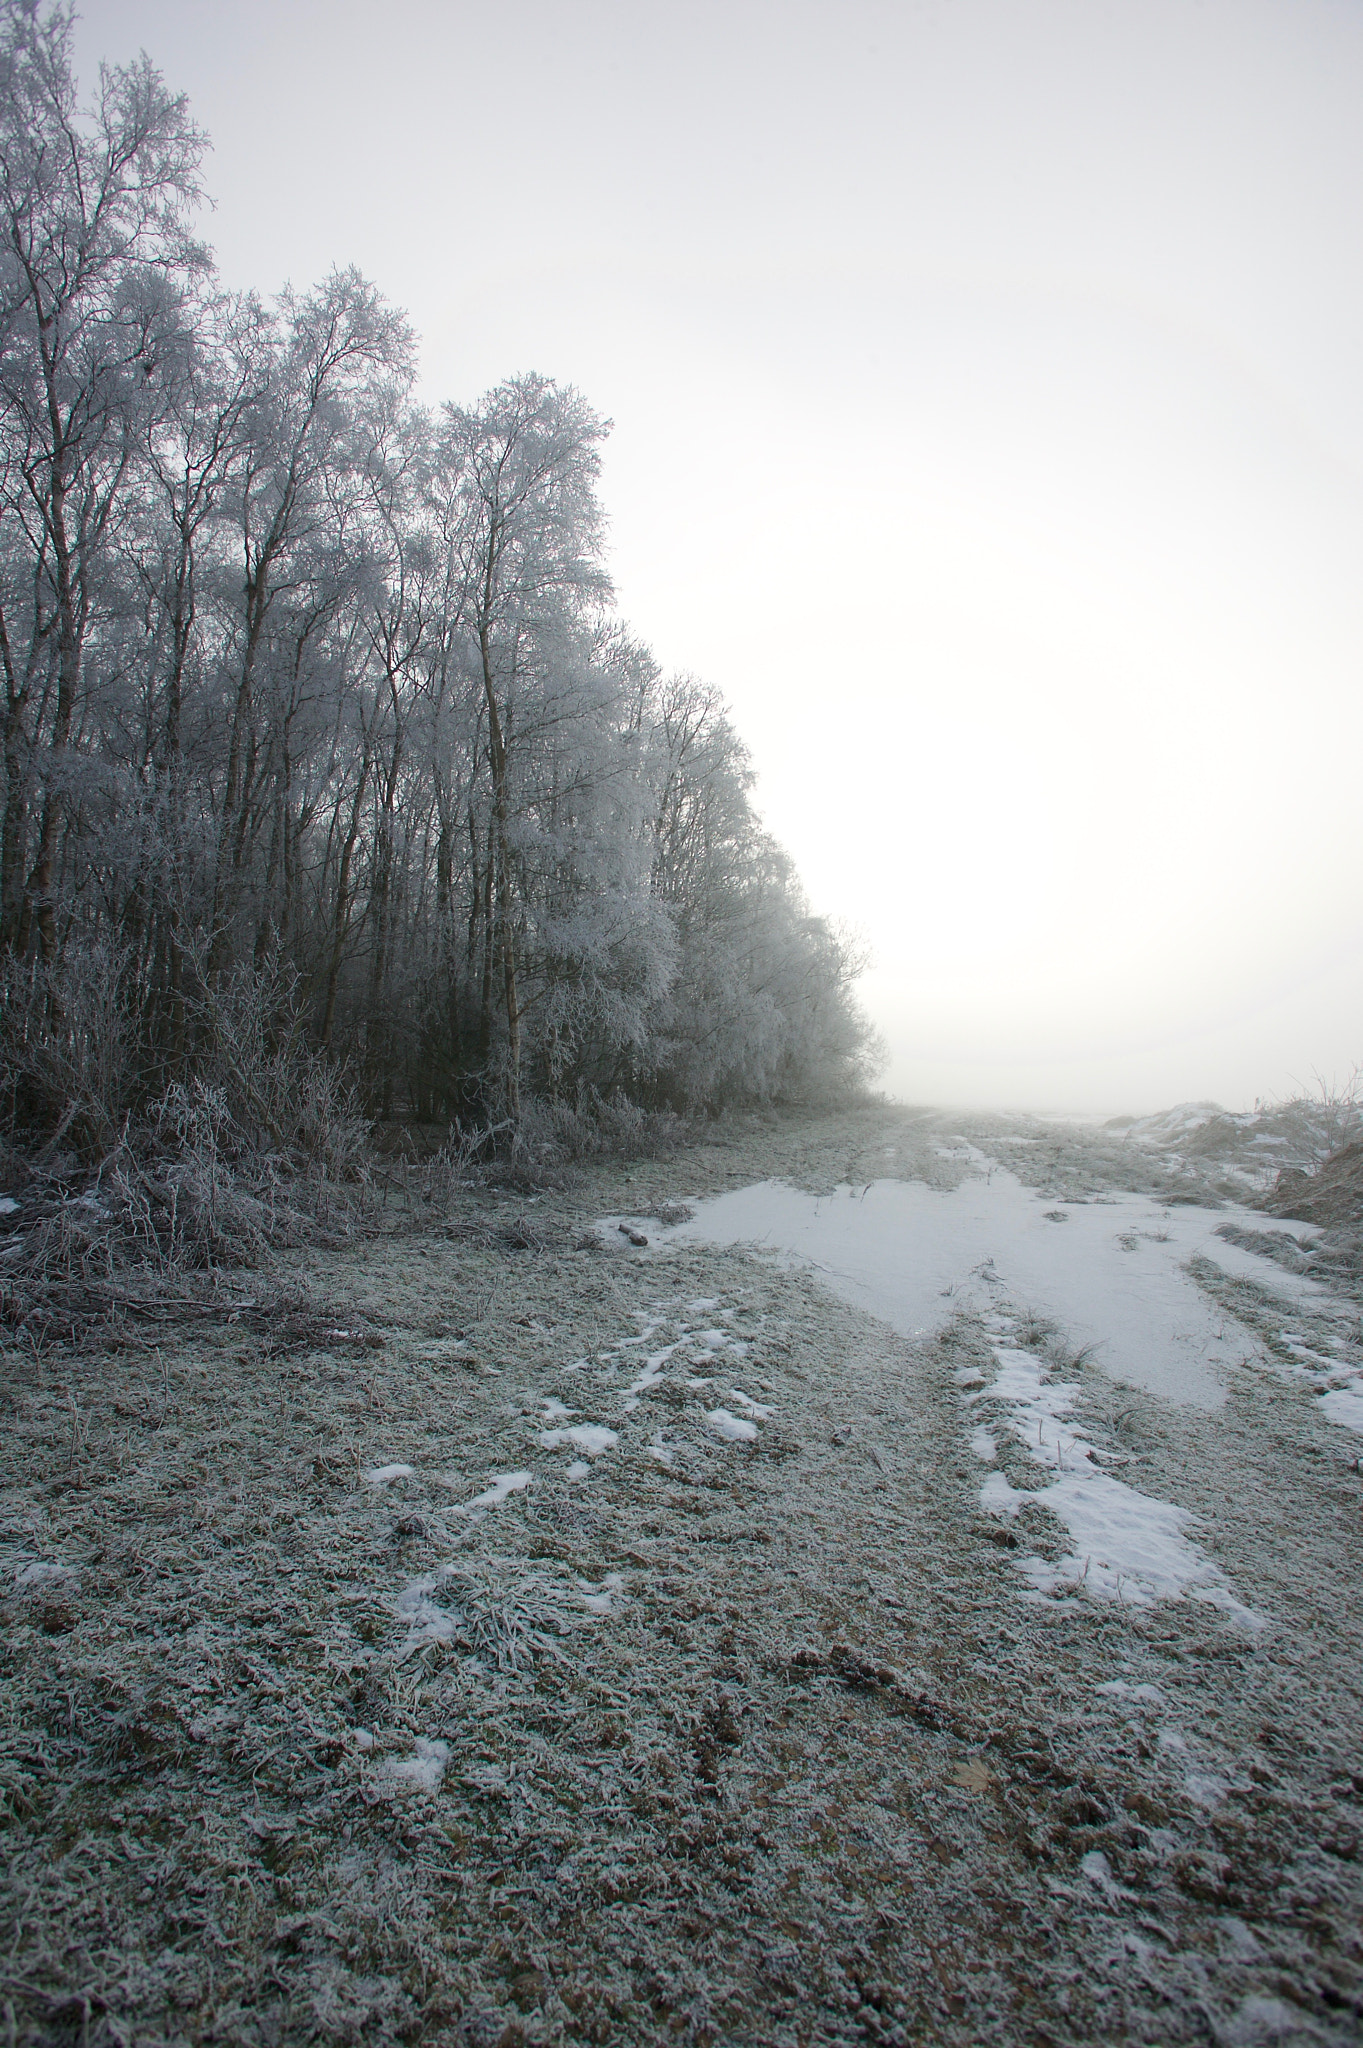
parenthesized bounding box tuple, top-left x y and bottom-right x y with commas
(1257, 1141, 1363, 1230)
(513, 1090, 689, 1170)
(0, 1061, 690, 1348)
(0, 944, 368, 1170)
(1215, 1220, 1317, 1274)
(0, 1088, 377, 1347)
(1253, 1071, 1363, 1170)
(0, 950, 383, 1345)
(0, 944, 693, 1309)
(1004, 1310, 1099, 1377)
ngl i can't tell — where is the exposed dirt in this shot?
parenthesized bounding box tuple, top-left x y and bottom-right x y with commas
(3, 1105, 1362, 2046)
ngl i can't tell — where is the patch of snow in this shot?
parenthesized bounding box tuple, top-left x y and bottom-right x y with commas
(0, 1196, 17, 1214)
(363, 1462, 415, 1485)
(705, 1407, 758, 1442)
(662, 1172, 1331, 1407)
(1121, 1101, 1226, 1147)
(539, 1423, 618, 1458)
(970, 1427, 998, 1463)
(542, 1398, 576, 1420)
(618, 1315, 664, 1345)
(977, 1346, 1262, 1625)
(14, 1559, 74, 1590)
(396, 1579, 460, 1653)
(577, 1572, 624, 1616)
(385, 1737, 449, 1794)
(461, 1471, 531, 1510)
(1096, 1680, 1165, 1705)
(724, 1387, 773, 1420)
(566, 1460, 590, 1479)
(979, 1469, 1016, 1513)
(1321, 1386, 1363, 1434)
(623, 1347, 677, 1406)
(1219, 1918, 1263, 1959)
(1080, 1849, 1130, 1899)
(1220, 1995, 1303, 2047)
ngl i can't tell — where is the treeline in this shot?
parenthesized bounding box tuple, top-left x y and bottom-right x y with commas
(0, 2, 876, 1152)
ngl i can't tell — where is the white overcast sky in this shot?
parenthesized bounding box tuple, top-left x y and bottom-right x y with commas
(75, 0, 1363, 1114)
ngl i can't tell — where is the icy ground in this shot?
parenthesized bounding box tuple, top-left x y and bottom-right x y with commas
(3, 1103, 1362, 2046)
(595, 1159, 1363, 1628)
(654, 1169, 1329, 1408)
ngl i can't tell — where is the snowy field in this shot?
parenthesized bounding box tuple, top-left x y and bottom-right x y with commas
(4, 1103, 1362, 2046)
(594, 1153, 1363, 1633)
(657, 1168, 1326, 1407)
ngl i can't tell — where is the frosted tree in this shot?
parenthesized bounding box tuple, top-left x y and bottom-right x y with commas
(207, 269, 413, 974)
(0, 0, 206, 956)
(0, 6, 879, 1155)
(434, 376, 612, 1117)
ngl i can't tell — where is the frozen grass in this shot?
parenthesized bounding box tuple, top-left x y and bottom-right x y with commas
(0, 1083, 699, 1358)
(2, 1105, 1362, 2045)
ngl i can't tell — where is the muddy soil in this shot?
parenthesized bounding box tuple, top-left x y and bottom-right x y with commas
(3, 1105, 1361, 2046)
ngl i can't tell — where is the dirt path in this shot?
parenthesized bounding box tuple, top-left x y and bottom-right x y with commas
(3, 1106, 1362, 2045)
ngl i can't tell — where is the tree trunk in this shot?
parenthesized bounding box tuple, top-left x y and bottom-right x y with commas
(479, 619, 521, 1120)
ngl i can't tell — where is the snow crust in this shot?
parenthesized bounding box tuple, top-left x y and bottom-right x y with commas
(539, 1424, 618, 1458)
(973, 1343, 1262, 1625)
(1320, 1387, 1363, 1435)
(462, 1471, 531, 1510)
(664, 1171, 1326, 1407)
(704, 1407, 758, 1442)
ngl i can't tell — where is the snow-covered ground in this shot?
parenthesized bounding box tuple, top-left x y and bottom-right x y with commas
(590, 1141, 1363, 1627)
(644, 1169, 1327, 1407)
(9, 1103, 1363, 2047)
(970, 1319, 1264, 1626)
